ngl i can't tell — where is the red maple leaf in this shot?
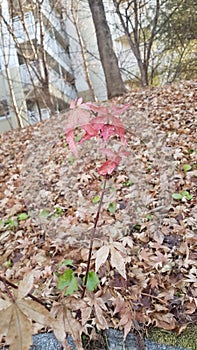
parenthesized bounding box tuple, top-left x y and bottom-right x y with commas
(98, 160, 119, 175)
(65, 98, 130, 173)
(65, 98, 91, 156)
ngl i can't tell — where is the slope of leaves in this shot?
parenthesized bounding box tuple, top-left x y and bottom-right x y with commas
(0, 80, 196, 348)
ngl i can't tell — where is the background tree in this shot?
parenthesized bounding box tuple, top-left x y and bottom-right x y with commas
(113, 0, 163, 87)
(157, 0, 197, 82)
(88, 0, 126, 99)
(112, 0, 197, 86)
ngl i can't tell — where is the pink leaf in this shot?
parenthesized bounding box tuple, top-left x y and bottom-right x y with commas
(91, 116, 108, 131)
(65, 98, 92, 155)
(91, 115, 127, 144)
(100, 148, 122, 163)
(85, 103, 109, 115)
(66, 130, 78, 157)
(100, 148, 116, 158)
(101, 124, 115, 142)
(65, 108, 90, 134)
(118, 149, 130, 157)
(111, 103, 130, 115)
(79, 124, 98, 144)
(77, 97, 83, 106)
(70, 97, 87, 109)
(98, 160, 119, 175)
(109, 115, 127, 144)
(70, 99, 76, 109)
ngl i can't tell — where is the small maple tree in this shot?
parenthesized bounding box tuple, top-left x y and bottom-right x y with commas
(65, 98, 130, 297)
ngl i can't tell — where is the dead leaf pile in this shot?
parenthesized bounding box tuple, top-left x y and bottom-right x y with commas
(0, 80, 196, 348)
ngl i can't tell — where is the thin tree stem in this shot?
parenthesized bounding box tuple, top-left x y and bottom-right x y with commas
(81, 175, 107, 298)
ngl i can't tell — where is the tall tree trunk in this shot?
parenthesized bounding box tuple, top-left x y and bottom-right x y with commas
(138, 61, 149, 87)
(88, 0, 126, 99)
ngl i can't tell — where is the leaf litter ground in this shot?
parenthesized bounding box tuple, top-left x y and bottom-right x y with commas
(0, 80, 196, 348)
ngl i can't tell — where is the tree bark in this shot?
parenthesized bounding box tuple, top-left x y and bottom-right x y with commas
(88, 0, 126, 99)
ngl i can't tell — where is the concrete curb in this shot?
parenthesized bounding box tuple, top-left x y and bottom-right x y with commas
(1, 330, 191, 350)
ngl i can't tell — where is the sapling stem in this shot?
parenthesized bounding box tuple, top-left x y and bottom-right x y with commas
(81, 175, 107, 298)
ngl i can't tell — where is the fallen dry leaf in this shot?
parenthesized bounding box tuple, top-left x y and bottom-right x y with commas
(0, 274, 55, 350)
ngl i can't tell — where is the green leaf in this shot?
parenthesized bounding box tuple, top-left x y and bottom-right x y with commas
(146, 213, 153, 221)
(133, 224, 141, 231)
(57, 269, 78, 295)
(59, 259, 74, 268)
(107, 202, 117, 213)
(57, 269, 73, 290)
(50, 214, 59, 219)
(172, 193, 183, 200)
(194, 164, 197, 169)
(65, 277, 78, 296)
(6, 259, 12, 268)
(188, 149, 197, 154)
(75, 135, 82, 142)
(183, 164, 192, 172)
(122, 180, 134, 187)
(172, 191, 193, 201)
(63, 259, 74, 266)
(4, 219, 18, 229)
(85, 271, 99, 292)
(181, 191, 193, 200)
(55, 207, 63, 215)
(39, 209, 50, 218)
(92, 195, 100, 204)
(0, 219, 3, 228)
(17, 212, 29, 221)
(69, 155, 75, 165)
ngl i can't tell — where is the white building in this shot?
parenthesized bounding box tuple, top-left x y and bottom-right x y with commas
(0, 0, 77, 132)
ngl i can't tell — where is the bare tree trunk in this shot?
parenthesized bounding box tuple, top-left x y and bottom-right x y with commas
(88, 0, 126, 99)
